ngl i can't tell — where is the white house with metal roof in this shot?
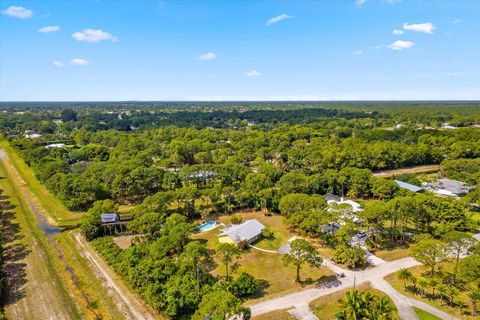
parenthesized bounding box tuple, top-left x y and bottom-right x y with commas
(219, 219, 265, 245)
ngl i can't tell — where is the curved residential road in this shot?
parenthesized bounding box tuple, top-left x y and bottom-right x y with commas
(373, 279, 457, 320)
(249, 257, 458, 320)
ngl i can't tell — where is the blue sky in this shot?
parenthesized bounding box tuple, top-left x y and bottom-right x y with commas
(1, 0, 479, 101)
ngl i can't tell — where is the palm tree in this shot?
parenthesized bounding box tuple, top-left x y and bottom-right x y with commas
(438, 284, 447, 304)
(411, 275, 418, 291)
(373, 296, 395, 320)
(429, 278, 439, 299)
(467, 290, 480, 316)
(338, 290, 363, 319)
(457, 299, 467, 315)
(447, 286, 459, 306)
(398, 268, 413, 291)
(337, 290, 396, 320)
(418, 278, 429, 297)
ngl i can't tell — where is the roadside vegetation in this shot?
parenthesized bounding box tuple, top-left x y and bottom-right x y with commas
(310, 284, 398, 320)
(387, 240, 480, 319)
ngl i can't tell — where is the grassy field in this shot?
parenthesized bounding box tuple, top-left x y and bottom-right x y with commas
(55, 231, 128, 319)
(413, 307, 443, 320)
(193, 211, 334, 301)
(470, 212, 480, 223)
(0, 159, 81, 319)
(252, 309, 292, 320)
(385, 262, 476, 319)
(1, 143, 140, 319)
(0, 140, 83, 227)
(309, 284, 399, 320)
(375, 240, 411, 261)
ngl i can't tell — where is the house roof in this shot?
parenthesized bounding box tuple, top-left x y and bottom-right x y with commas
(432, 178, 475, 195)
(394, 180, 424, 192)
(101, 213, 119, 223)
(220, 219, 265, 243)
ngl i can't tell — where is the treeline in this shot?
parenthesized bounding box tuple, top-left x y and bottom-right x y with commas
(275, 190, 472, 268)
(89, 200, 251, 319)
(1, 101, 479, 135)
(9, 121, 479, 211)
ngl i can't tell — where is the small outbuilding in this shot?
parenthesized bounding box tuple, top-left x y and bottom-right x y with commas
(219, 219, 265, 245)
(101, 213, 120, 224)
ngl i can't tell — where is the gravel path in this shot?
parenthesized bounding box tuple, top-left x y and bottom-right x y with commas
(74, 233, 159, 320)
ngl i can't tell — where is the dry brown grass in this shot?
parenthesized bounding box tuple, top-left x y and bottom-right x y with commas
(252, 308, 293, 320)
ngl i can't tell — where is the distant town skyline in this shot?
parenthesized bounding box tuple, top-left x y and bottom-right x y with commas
(1, 0, 479, 101)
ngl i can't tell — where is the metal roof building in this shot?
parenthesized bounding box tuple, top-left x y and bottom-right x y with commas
(394, 180, 424, 192)
(219, 219, 265, 244)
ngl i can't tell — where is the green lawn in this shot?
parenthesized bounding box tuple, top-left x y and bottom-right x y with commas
(1, 140, 83, 226)
(194, 211, 334, 301)
(375, 240, 411, 261)
(470, 212, 480, 223)
(413, 307, 443, 320)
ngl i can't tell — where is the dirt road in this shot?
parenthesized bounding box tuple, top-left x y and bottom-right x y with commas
(73, 232, 159, 320)
(1, 146, 162, 320)
(373, 164, 441, 178)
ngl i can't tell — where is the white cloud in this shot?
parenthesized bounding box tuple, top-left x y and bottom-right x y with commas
(356, 0, 369, 6)
(196, 52, 217, 61)
(266, 14, 291, 26)
(453, 19, 462, 24)
(353, 50, 363, 56)
(392, 29, 404, 35)
(403, 22, 435, 34)
(38, 26, 60, 33)
(69, 58, 89, 66)
(72, 29, 117, 42)
(388, 40, 414, 50)
(1, 6, 33, 19)
(370, 45, 383, 50)
(52, 60, 64, 67)
(245, 70, 261, 77)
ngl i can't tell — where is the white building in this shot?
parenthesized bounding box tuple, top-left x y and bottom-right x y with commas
(219, 219, 265, 245)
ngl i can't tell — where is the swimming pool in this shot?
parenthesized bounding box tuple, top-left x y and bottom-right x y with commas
(197, 221, 216, 232)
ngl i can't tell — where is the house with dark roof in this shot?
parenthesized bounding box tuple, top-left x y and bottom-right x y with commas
(394, 180, 424, 192)
(219, 219, 265, 245)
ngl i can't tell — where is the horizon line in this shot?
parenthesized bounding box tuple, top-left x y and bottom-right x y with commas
(1, 99, 479, 103)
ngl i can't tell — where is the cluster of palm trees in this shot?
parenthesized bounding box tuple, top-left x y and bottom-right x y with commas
(336, 289, 396, 320)
(398, 268, 480, 316)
